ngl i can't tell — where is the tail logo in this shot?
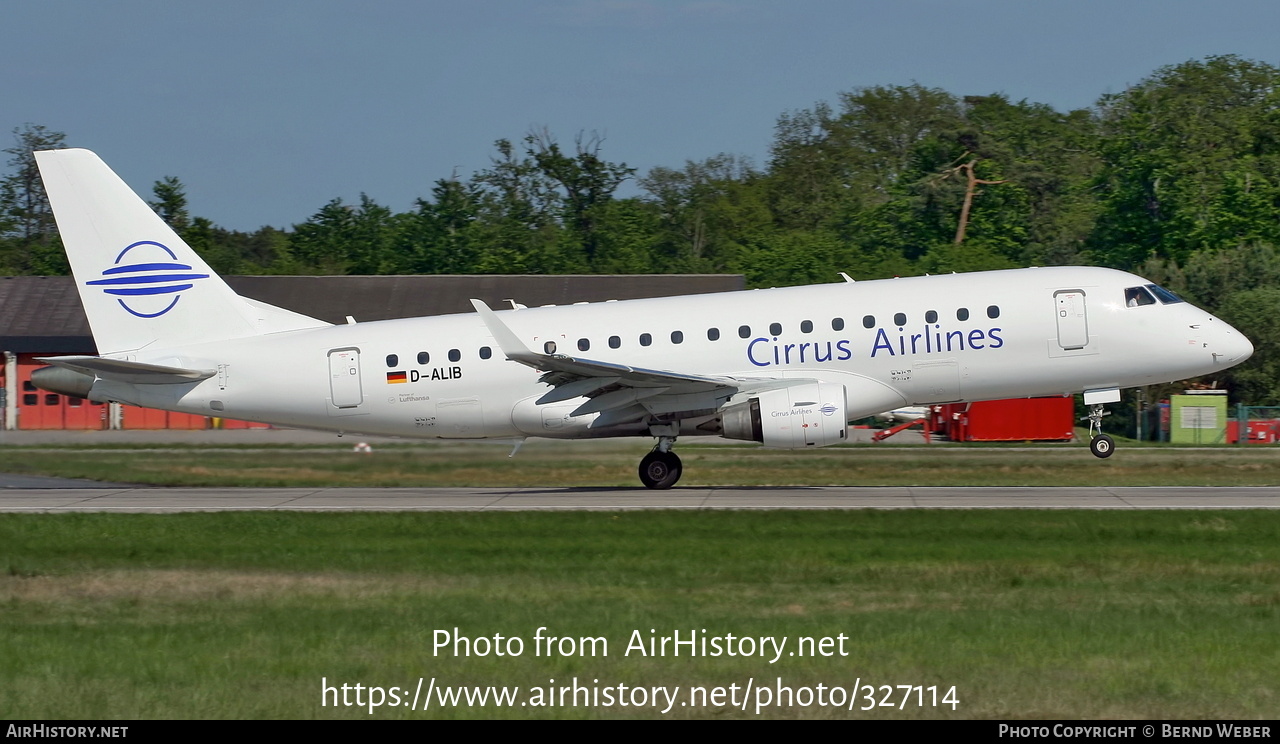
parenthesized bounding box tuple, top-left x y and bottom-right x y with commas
(84, 241, 210, 318)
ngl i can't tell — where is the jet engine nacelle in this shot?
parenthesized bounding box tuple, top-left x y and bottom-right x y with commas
(720, 381, 848, 448)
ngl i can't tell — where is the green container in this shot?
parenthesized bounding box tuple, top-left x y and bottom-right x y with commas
(1170, 393, 1228, 444)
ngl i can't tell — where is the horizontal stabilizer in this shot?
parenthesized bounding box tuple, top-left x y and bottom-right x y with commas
(36, 355, 215, 385)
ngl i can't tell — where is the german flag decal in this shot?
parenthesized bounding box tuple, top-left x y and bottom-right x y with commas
(386, 371, 407, 384)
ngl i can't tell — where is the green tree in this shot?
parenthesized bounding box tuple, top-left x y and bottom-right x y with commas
(766, 85, 963, 232)
(1092, 56, 1280, 268)
(639, 153, 768, 273)
(148, 176, 191, 232)
(470, 138, 569, 273)
(0, 124, 70, 274)
(957, 96, 1101, 265)
(524, 129, 636, 269)
(762, 87, 1101, 284)
(586, 197, 660, 274)
(393, 177, 482, 274)
(290, 195, 396, 274)
(181, 220, 298, 275)
(0, 124, 66, 243)
(1179, 242, 1280, 309)
(1216, 288, 1280, 403)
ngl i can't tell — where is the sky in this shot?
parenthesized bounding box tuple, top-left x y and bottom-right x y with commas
(4, 0, 1279, 232)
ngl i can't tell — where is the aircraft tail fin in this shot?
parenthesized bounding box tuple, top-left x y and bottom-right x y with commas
(35, 148, 327, 356)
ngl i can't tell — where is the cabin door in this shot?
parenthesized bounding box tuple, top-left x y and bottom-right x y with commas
(1054, 290, 1090, 350)
(328, 348, 363, 409)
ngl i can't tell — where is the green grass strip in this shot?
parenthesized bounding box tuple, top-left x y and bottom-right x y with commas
(2, 510, 1278, 718)
(5, 442, 1280, 486)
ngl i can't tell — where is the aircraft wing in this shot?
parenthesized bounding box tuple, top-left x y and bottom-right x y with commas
(471, 300, 801, 426)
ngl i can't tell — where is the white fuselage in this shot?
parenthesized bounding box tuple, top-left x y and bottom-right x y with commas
(99, 266, 1251, 442)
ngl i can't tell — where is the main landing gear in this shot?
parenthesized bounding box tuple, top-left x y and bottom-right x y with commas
(639, 427, 682, 489)
(1084, 403, 1115, 459)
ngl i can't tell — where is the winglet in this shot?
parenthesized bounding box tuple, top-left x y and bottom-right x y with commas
(471, 299, 540, 363)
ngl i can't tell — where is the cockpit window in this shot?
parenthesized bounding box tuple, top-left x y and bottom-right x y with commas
(1146, 284, 1185, 305)
(1124, 286, 1157, 307)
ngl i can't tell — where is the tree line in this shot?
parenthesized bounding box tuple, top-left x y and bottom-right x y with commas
(4, 55, 1280, 404)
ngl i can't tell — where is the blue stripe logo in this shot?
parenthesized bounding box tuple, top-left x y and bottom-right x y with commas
(85, 241, 209, 318)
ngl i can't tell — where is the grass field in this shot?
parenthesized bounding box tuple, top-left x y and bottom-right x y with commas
(2, 510, 1280, 719)
(4, 438, 1280, 487)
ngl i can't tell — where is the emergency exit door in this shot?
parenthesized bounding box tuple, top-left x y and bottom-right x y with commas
(328, 348, 363, 408)
(1054, 291, 1089, 350)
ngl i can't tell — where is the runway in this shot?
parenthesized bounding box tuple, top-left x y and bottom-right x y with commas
(0, 484, 1278, 511)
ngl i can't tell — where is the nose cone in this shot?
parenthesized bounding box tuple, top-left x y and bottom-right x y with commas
(1217, 321, 1254, 364)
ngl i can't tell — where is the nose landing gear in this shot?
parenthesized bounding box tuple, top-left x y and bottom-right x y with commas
(1084, 403, 1114, 459)
(1089, 432, 1115, 458)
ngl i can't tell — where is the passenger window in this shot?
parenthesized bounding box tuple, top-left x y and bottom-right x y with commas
(893, 312, 906, 326)
(738, 325, 751, 339)
(45, 394, 59, 406)
(609, 335, 621, 349)
(544, 341, 557, 354)
(22, 381, 35, 392)
(386, 354, 398, 367)
(23, 394, 36, 406)
(671, 330, 684, 344)
(69, 397, 82, 407)
(479, 347, 492, 359)
(578, 338, 590, 352)
(707, 328, 720, 341)
(832, 318, 845, 331)
(640, 333, 652, 347)
(957, 308, 969, 321)
(448, 349, 461, 362)
(987, 305, 1000, 319)
(862, 315, 875, 329)
(925, 310, 938, 323)
(417, 351, 429, 365)
(769, 322, 782, 336)
(800, 320, 813, 333)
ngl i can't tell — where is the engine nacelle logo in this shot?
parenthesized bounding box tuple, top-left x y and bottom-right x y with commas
(85, 241, 210, 318)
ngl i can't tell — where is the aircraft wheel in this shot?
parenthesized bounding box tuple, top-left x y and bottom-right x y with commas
(639, 450, 682, 489)
(1089, 434, 1115, 459)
